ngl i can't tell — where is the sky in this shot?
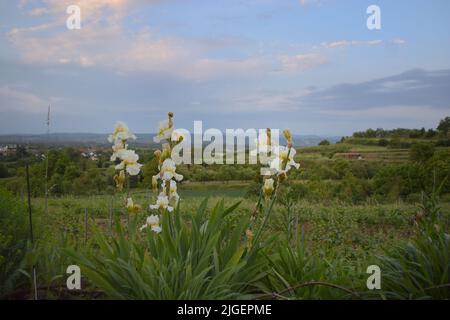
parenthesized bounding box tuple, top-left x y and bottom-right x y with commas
(0, 0, 449, 136)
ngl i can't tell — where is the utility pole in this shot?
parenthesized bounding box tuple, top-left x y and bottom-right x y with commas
(26, 163, 38, 300)
(44, 105, 50, 216)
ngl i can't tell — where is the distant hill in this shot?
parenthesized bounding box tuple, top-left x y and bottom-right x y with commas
(0, 133, 341, 148)
(294, 135, 341, 147)
(0, 133, 110, 146)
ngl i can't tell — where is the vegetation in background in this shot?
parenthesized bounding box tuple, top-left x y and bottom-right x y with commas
(0, 116, 449, 300)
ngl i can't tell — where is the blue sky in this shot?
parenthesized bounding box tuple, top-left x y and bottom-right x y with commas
(0, 0, 449, 136)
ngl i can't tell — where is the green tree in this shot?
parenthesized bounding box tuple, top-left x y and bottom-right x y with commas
(318, 140, 330, 146)
(373, 164, 425, 200)
(64, 164, 81, 180)
(425, 129, 436, 138)
(332, 159, 350, 179)
(54, 158, 69, 175)
(365, 128, 376, 138)
(437, 116, 450, 136)
(15, 145, 29, 159)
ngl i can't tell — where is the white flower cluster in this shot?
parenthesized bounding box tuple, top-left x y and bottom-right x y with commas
(108, 121, 142, 177)
(139, 215, 162, 233)
(258, 129, 300, 199)
(153, 119, 174, 143)
(109, 121, 143, 218)
(141, 112, 183, 234)
(265, 145, 300, 177)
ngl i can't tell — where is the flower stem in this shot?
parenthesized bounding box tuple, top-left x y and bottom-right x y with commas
(252, 183, 280, 251)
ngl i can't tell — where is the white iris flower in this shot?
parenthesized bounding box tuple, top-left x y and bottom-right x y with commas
(108, 121, 136, 143)
(149, 193, 174, 212)
(115, 149, 143, 176)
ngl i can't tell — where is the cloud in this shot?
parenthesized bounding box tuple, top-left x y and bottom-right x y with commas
(7, 0, 272, 81)
(205, 69, 450, 122)
(318, 39, 406, 49)
(277, 53, 327, 73)
(319, 105, 446, 121)
(320, 40, 383, 49)
(390, 39, 407, 45)
(9, 0, 339, 81)
(0, 86, 51, 113)
(299, 0, 323, 6)
(220, 90, 306, 113)
(295, 69, 450, 115)
(28, 7, 50, 16)
(23, 0, 131, 20)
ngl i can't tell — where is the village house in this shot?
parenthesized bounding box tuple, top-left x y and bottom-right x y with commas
(0, 144, 17, 157)
(80, 148, 100, 161)
(334, 152, 364, 160)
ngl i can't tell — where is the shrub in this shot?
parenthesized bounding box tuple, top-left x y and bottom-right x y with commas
(426, 149, 450, 194)
(67, 200, 265, 299)
(377, 231, 450, 299)
(0, 164, 10, 178)
(335, 173, 371, 203)
(259, 240, 362, 299)
(410, 143, 435, 163)
(378, 139, 389, 147)
(436, 139, 450, 147)
(373, 164, 425, 200)
(376, 194, 450, 299)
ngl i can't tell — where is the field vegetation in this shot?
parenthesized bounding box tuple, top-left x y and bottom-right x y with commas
(0, 116, 449, 300)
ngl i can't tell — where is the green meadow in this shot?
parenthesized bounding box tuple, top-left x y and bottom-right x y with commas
(1, 126, 450, 300)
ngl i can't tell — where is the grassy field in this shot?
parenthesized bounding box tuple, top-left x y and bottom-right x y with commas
(1, 140, 449, 300)
(32, 182, 449, 262)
